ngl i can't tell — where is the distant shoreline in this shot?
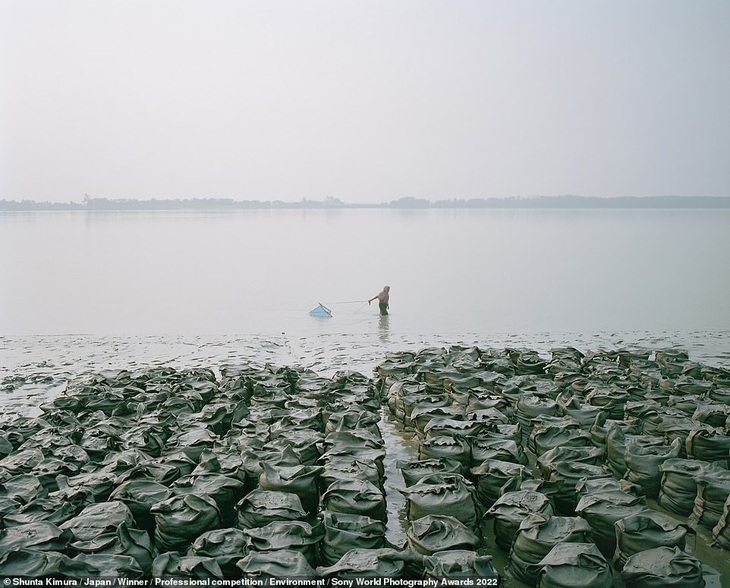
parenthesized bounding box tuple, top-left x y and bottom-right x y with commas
(1, 195, 729, 211)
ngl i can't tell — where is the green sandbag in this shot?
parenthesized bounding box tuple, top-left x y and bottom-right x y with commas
(320, 510, 386, 567)
(151, 552, 227, 579)
(59, 500, 135, 542)
(317, 548, 409, 579)
(69, 554, 145, 578)
(538, 543, 612, 588)
(243, 520, 323, 566)
(0, 521, 73, 552)
(486, 490, 553, 552)
(69, 522, 155, 575)
(575, 491, 649, 558)
(151, 493, 222, 553)
(507, 513, 592, 585)
(406, 515, 480, 556)
(109, 476, 172, 529)
(236, 490, 308, 529)
(621, 546, 704, 588)
(0, 550, 92, 577)
(237, 549, 318, 579)
(188, 528, 248, 557)
(423, 550, 498, 579)
(321, 479, 386, 522)
(257, 463, 323, 515)
(401, 473, 478, 530)
(613, 510, 689, 570)
(397, 458, 463, 487)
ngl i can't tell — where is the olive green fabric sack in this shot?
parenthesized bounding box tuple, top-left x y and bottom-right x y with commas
(538, 543, 613, 588)
(59, 500, 135, 542)
(486, 490, 553, 551)
(236, 489, 308, 529)
(316, 548, 408, 579)
(243, 520, 323, 566)
(621, 546, 704, 588)
(401, 473, 478, 530)
(320, 510, 386, 567)
(151, 552, 227, 579)
(0, 549, 91, 577)
(0, 521, 73, 552)
(321, 478, 386, 522)
(236, 549, 318, 578)
(613, 510, 689, 570)
(150, 493, 222, 553)
(406, 515, 480, 556)
(507, 513, 592, 585)
(422, 550, 498, 579)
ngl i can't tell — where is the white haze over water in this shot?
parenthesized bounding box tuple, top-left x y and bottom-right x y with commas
(1, 1, 729, 203)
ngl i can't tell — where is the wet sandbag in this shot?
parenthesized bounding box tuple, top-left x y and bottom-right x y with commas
(0, 496, 79, 527)
(540, 461, 612, 516)
(659, 458, 711, 516)
(470, 460, 527, 509)
(236, 490, 308, 528)
(515, 395, 558, 438)
(151, 493, 222, 553)
(59, 500, 135, 542)
(321, 459, 382, 490)
(151, 552, 226, 579)
(507, 513, 592, 585)
(173, 473, 246, 522)
(0, 549, 91, 577)
(257, 463, 323, 515)
(621, 546, 704, 588)
(486, 490, 553, 551)
(321, 479, 386, 522)
(0, 521, 73, 552)
(325, 408, 380, 436)
(52, 470, 118, 502)
(537, 543, 612, 588)
(0, 447, 45, 475)
(624, 437, 682, 498)
(69, 521, 155, 574)
(244, 520, 322, 566)
(0, 474, 48, 505)
(536, 445, 604, 478)
(613, 510, 689, 570)
(423, 417, 484, 441)
(470, 438, 528, 467)
(712, 493, 730, 549)
(320, 510, 385, 567)
(109, 477, 172, 530)
(691, 468, 730, 529)
(397, 458, 463, 487)
(237, 549, 318, 579)
(422, 550, 498, 579)
(419, 435, 471, 473)
(575, 490, 649, 558)
(401, 474, 478, 530)
(317, 548, 408, 578)
(70, 554, 146, 578)
(406, 515, 480, 556)
(685, 426, 730, 465)
(188, 527, 247, 559)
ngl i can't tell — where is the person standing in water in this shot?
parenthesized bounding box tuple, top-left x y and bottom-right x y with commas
(369, 285, 390, 316)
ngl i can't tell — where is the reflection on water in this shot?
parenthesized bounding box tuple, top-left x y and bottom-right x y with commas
(379, 314, 390, 343)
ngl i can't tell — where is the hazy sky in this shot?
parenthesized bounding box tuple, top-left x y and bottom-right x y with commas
(1, 1, 728, 204)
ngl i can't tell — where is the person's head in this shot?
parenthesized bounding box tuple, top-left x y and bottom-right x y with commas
(384, 285, 390, 291)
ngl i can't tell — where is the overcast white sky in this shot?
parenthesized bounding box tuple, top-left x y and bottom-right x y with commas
(1, 1, 728, 204)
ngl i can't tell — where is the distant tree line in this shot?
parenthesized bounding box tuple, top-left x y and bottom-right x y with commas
(1, 195, 729, 211)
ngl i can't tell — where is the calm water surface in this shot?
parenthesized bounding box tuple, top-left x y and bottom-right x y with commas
(2, 208, 728, 337)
